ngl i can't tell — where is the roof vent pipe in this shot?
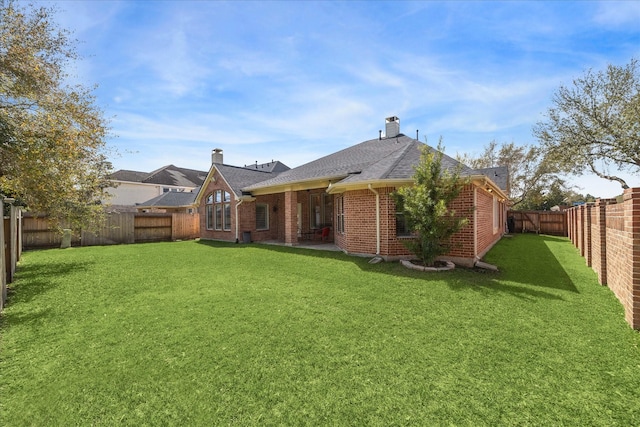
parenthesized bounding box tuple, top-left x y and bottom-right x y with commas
(212, 148, 223, 164)
(379, 130, 382, 140)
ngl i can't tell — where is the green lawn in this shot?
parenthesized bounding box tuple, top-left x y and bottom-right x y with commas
(1, 235, 639, 425)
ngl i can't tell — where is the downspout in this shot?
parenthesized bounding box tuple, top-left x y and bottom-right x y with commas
(368, 184, 381, 255)
(235, 198, 244, 243)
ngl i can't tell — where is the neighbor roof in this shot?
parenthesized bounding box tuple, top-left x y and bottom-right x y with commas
(241, 160, 290, 174)
(243, 134, 476, 192)
(137, 190, 198, 208)
(109, 165, 208, 187)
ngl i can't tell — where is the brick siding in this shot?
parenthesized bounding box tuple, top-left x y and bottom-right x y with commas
(566, 188, 640, 330)
(334, 184, 505, 264)
(198, 175, 507, 267)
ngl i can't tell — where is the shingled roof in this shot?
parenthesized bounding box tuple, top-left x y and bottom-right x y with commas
(137, 190, 198, 208)
(241, 160, 290, 174)
(109, 165, 207, 187)
(243, 135, 476, 192)
(215, 164, 282, 196)
(474, 166, 509, 192)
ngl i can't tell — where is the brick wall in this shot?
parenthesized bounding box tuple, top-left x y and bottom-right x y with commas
(566, 188, 640, 330)
(336, 183, 505, 265)
(199, 170, 237, 241)
(199, 172, 289, 243)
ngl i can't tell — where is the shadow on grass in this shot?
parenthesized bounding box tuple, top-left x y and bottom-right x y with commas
(195, 236, 577, 302)
(8, 260, 95, 305)
(196, 239, 352, 263)
(484, 234, 578, 292)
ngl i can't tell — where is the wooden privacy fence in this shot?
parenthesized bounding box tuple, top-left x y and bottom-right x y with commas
(508, 210, 567, 236)
(22, 212, 200, 250)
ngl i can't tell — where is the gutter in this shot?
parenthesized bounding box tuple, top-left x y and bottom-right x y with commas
(234, 195, 256, 242)
(235, 198, 244, 242)
(368, 184, 381, 255)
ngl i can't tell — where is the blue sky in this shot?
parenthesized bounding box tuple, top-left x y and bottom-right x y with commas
(48, 0, 639, 198)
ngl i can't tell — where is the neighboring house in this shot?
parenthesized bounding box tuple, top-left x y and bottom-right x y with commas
(196, 117, 509, 267)
(135, 189, 200, 214)
(106, 164, 208, 211)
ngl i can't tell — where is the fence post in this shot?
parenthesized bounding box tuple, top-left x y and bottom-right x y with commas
(595, 199, 608, 285)
(623, 188, 640, 329)
(1, 198, 5, 310)
(585, 203, 592, 267)
(8, 201, 17, 283)
(17, 206, 22, 261)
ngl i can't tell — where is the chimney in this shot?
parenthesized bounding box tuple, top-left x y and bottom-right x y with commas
(385, 116, 400, 138)
(211, 148, 223, 164)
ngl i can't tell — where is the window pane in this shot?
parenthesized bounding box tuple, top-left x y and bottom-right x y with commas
(215, 190, 222, 203)
(256, 204, 269, 230)
(336, 196, 344, 233)
(396, 213, 410, 236)
(323, 194, 333, 226)
(223, 191, 231, 202)
(206, 194, 213, 204)
(224, 203, 231, 230)
(206, 205, 213, 229)
(215, 205, 222, 230)
(310, 194, 321, 228)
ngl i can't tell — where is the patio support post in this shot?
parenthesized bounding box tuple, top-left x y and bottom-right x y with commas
(284, 190, 297, 245)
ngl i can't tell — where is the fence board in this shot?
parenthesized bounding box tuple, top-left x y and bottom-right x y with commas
(22, 212, 200, 250)
(134, 214, 172, 242)
(509, 210, 567, 236)
(22, 215, 67, 248)
(172, 213, 200, 240)
(81, 213, 135, 246)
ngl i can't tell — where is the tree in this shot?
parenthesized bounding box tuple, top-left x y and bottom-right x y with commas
(394, 141, 470, 266)
(457, 140, 566, 209)
(533, 58, 640, 189)
(0, 1, 112, 228)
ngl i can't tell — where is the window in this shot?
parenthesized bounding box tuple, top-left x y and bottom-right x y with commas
(395, 196, 413, 237)
(310, 193, 332, 229)
(212, 190, 232, 231)
(336, 196, 345, 233)
(205, 193, 213, 230)
(256, 203, 269, 230)
(493, 196, 499, 232)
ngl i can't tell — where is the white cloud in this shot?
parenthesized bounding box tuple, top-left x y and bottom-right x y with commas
(594, 1, 640, 26)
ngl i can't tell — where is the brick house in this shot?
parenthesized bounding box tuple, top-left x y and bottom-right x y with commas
(196, 117, 508, 266)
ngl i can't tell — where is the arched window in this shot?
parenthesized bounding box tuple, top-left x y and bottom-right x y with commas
(213, 190, 232, 231)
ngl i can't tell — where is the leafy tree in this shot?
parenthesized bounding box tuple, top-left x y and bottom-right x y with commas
(458, 140, 565, 209)
(533, 58, 640, 189)
(394, 141, 470, 266)
(0, 1, 112, 228)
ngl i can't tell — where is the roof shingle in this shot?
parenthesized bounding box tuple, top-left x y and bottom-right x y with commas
(243, 135, 476, 191)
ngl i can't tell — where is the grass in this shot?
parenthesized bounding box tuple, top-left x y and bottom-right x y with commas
(1, 234, 640, 426)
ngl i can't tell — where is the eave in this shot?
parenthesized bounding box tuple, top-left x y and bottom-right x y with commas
(245, 175, 348, 196)
(326, 179, 414, 194)
(470, 174, 509, 201)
